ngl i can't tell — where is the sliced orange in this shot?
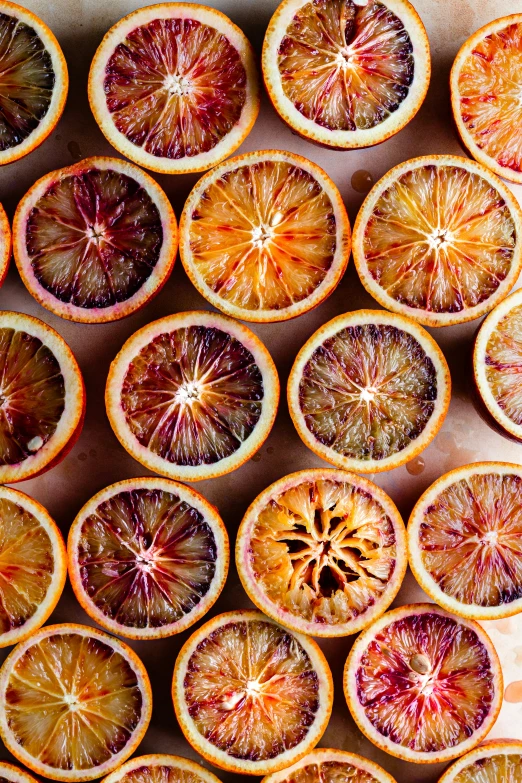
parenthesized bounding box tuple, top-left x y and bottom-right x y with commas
(0, 203, 11, 288)
(172, 610, 333, 775)
(0, 623, 152, 781)
(88, 3, 260, 174)
(353, 155, 522, 326)
(0, 762, 39, 783)
(68, 477, 229, 639)
(13, 157, 177, 324)
(0, 311, 85, 483)
(344, 603, 503, 764)
(287, 309, 450, 473)
(262, 0, 430, 149)
(437, 740, 522, 782)
(101, 754, 224, 783)
(0, 1, 67, 165)
(451, 15, 522, 185)
(106, 311, 279, 482)
(179, 149, 351, 322)
(261, 748, 397, 783)
(236, 468, 407, 637)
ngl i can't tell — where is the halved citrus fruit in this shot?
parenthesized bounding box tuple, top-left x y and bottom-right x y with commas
(0, 623, 152, 781)
(88, 3, 260, 174)
(0, 1, 67, 165)
(287, 309, 450, 473)
(0, 311, 85, 483)
(352, 155, 522, 326)
(236, 468, 407, 637)
(451, 15, 522, 185)
(172, 610, 333, 775)
(437, 740, 522, 783)
(261, 748, 397, 783)
(13, 157, 177, 324)
(262, 0, 430, 150)
(344, 603, 503, 764)
(68, 477, 229, 639)
(179, 150, 351, 323)
(106, 311, 279, 482)
(0, 203, 11, 287)
(408, 462, 522, 621)
(0, 762, 39, 783)
(101, 754, 223, 783)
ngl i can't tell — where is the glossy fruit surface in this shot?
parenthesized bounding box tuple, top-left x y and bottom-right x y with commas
(437, 740, 522, 782)
(101, 754, 224, 783)
(261, 748, 397, 783)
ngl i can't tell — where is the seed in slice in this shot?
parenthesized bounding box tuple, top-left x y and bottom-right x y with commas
(0, 203, 11, 288)
(13, 157, 177, 324)
(180, 150, 350, 322)
(0, 311, 85, 483)
(437, 740, 522, 783)
(237, 469, 407, 637)
(0, 623, 152, 781)
(287, 309, 450, 473)
(68, 477, 229, 639)
(106, 311, 279, 482)
(344, 603, 503, 764)
(88, 3, 260, 175)
(353, 155, 522, 326)
(261, 748, 397, 783)
(173, 610, 333, 775)
(0, 762, 39, 783)
(101, 754, 224, 783)
(262, 0, 430, 150)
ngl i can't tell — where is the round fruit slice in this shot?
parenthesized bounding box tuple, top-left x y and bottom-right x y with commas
(408, 462, 522, 620)
(172, 610, 333, 775)
(261, 748, 397, 783)
(13, 157, 177, 324)
(344, 603, 503, 764)
(353, 155, 522, 326)
(0, 203, 11, 288)
(180, 150, 351, 322)
(0, 762, 39, 783)
(287, 309, 450, 473)
(262, 0, 430, 150)
(237, 468, 407, 637)
(0, 623, 152, 781)
(88, 3, 260, 174)
(101, 754, 223, 783)
(437, 740, 522, 783)
(0, 1, 67, 165)
(0, 311, 85, 483)
(106, 311, 279, 482)
(68, 477, 229, 639)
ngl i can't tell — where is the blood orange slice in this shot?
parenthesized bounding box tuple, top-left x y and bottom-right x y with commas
(0, 311, 84, 483)
(353, 155, 522, 326)
(0, 203, 11, 288)
(101, 755, 223, 783)
(0, 762, 39, 783)
(68, 477, 228, 639)
(236, 468, 407, 637)
(13, 157, 177, 324)
(88, 3, 260, 174)
(0, 623, 152, 781)
(437, 740, 522, 783)
(261, 748, 397, 783)
(287, 309, 450, 473)
(172, 610, 333, 775)
(106, 311, 279, 482)
(262, 0, 430, 150)
(180, 150, 351, 323)
(343, 604, 503, 764)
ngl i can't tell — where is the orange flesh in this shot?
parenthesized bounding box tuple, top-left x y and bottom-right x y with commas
(484, 302, 522, 426)
(278, 0, 414, 131)
(248, 477, 397, 627)
(362, 164, 516, 313)
(275, 759, 380, 783)
(457, 22, 522, 174)
(115, 765, 206, 783)
(188, 160, 336, 311)
(452, 753, 522, 781)
(418, 472, 522, 607)
(183, 619, 320, 760)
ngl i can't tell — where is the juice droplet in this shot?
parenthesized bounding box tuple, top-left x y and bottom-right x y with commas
(504, 680, 522, 703)
(67, 140, 82, 160)
(406, 456, 425, 476)
(351, 169, 374, 193)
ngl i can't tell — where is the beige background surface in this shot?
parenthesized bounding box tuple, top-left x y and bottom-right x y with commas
(0, 0, 522, 781)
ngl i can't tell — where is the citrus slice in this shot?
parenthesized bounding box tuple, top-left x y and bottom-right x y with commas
(106, 311, 279, 482)
(343, 603, 503, 764)
(236, 468, 407, 637)
(0, 762, 39, 783)
(0, 203, 11, 287)
(262, 0, 430, 150)
(0, 486, 66, 647)
(0, 1, 67, 165)
(287, 309, 450, 473)
(172, 610, 333, 775)
(13, 157, 177, 324)
(408, 462, 522, 620)
(0, 311, 85, 483)
(101, 754, 223, 783)
(437, 740, 522, 783)
(261, 748, 397, 783)
(451, 15, 522, 185)
(0, 623, 152, 781)
(68, 477, 229, 639)
(180, 150, 350, 322)
(474, 287, 522, 442)
(88, 3, 260, 175)
(352, 155, 522, 326)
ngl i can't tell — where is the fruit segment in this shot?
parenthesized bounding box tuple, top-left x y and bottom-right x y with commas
(261, 749, 397, 783)
(482, 295, 522, 434)
(102, 755, 224, 783)
(438, 743, 522, 782)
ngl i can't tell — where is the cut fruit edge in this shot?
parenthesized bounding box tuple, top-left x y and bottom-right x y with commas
(0, 761, 40, 783)
(101, 754, 224, 783)
(260, 748, 398, 783)
(0, 203, 11, 286)
(236, 468, 408, 637)
(437, 740, 522, 782)
(13, 156, 178, 323)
